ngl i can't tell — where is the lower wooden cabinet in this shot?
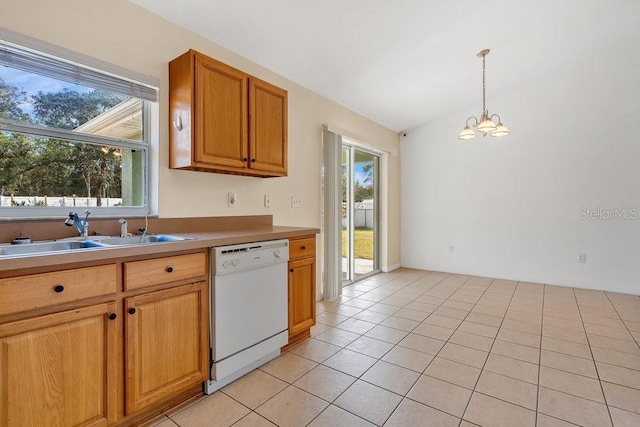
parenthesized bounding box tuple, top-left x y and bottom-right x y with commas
(0, 250, 209, 426)
(124, 282, 209, 414)
(286, 235, 317, 348)
(0, 302, 118, 427)
(288, 257, 316, 337)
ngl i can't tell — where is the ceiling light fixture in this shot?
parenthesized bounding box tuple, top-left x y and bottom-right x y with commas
(458, 49, 509, 140)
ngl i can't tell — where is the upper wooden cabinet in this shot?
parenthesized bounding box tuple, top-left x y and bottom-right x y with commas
(249, 77, 288, 175)
(169, 50, 288, 177)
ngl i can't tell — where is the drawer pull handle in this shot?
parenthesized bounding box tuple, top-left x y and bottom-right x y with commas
(108, 313, 117, 320)
(173, 115, 183, 131)
(290, 268, 294, 273)
(128, 308, 136, 315)
(54, 285, 65, 293)
(301, 246, 306, 250)
(166, 266, 174, 273)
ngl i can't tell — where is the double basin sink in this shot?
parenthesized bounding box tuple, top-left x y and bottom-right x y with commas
(0, 234, 193, 257)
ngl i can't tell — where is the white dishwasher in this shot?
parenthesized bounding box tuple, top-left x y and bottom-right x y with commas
(204, 239, 289, 394)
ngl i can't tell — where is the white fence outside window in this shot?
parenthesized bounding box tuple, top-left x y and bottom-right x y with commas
(1, 195, 123, 207)
(342, 199, 374, 229)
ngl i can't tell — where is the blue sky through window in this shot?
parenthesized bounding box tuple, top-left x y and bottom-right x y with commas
(1, 65, 92, 116)
(354, 161, 372, 184)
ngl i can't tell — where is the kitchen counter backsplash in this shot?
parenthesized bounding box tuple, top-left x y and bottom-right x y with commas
(0, 215, 274, 244)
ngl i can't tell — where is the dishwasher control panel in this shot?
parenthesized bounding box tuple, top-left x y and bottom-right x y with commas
(213, 239, 289, 275)
(221, 258, 241, 269)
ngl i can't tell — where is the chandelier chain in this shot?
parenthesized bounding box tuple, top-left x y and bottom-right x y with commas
(482, 53, 486, 116)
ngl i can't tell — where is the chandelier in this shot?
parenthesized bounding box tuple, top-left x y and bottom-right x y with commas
(458, 49, 510, 140)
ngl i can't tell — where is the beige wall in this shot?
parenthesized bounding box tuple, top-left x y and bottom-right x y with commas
(401, 37, 639, 294)
(0, 0, 401, 273)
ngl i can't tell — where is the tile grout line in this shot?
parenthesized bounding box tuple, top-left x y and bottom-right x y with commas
(373, 272, 489, 423)
(528, 290, 639, 404)
(603, 291, 640, 351)
(387, 275, 507, 423)
(335, 270, 448, 426)
(572, 286, 615, 427)
(348, 270, 458, 426)
(535, 282, 546, 427)
(370, 273, 473, 423)
(422, 275, 506, 427)
(374, 273, 481, 426)
(305, 269, 449, 426)
(456, 279, 522, 425)
(358, 281, 633, 424)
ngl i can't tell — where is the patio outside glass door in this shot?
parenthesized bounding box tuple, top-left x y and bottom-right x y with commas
(341, 141, 379, 285)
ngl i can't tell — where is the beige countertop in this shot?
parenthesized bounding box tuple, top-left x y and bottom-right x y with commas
(0, 225, 320, 274)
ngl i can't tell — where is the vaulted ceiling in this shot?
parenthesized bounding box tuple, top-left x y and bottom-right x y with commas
(130, 0, 640, 132)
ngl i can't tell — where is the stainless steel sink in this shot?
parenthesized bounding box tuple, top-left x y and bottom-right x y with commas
(96, 234, 195, 246)
(0, 240, 107, 256)
(0, 234, 194, 257)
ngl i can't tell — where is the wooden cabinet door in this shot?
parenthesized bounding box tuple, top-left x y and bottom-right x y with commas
(0, 302, 118, 427)
(170, 50, 288, 177)
(249, 77, 288, 176)
(124, 282, 208, 414)
(288, 257, 316, 337)
(195, 54, 248, 169)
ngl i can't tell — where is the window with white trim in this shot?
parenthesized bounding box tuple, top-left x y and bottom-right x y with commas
(0, 33, 158, 217)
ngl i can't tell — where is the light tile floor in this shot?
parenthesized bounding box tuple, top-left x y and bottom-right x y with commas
(152, 269, 640, 427)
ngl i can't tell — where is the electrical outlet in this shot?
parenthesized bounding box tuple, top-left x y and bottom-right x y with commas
(578, 253, 587, 264)
(291, 196, 302, 208)
(228, 192, 236, 207)
(264, 195, 271, 208)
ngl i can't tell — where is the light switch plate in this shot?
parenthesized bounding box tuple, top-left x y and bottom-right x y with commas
(228, 192, 236, 207)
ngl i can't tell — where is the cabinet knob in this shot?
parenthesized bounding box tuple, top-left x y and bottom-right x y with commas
(251, 158, 256, 163)
(128, 308, 136, 315)
(54, 285, 64, 293)
(108, 313, 117, 320)
(166, 266, 174, 273)
(290, 268, 294, 273)
(243, 157, 248, 162)
(301, 246, 306, 250)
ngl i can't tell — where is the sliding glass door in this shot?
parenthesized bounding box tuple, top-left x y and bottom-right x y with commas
(342, 140, 379, 285)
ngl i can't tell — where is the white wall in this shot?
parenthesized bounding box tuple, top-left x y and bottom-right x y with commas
(402, 37, 640, 294)
(0, 0, 401, 274)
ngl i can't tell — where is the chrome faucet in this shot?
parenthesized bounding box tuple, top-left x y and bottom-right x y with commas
(64, 210, 91, 237)
(119, 218, 128, 237)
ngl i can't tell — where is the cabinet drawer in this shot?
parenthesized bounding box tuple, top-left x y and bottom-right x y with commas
(289, 236, 316, 261)
(0, 265, 117, 316)
(124, 252, 206, 291)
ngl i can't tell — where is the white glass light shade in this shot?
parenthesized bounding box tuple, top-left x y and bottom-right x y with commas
(477, 118, 497, 132)
(458, 126, 476, 140)
(490, 123, 510, 137)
